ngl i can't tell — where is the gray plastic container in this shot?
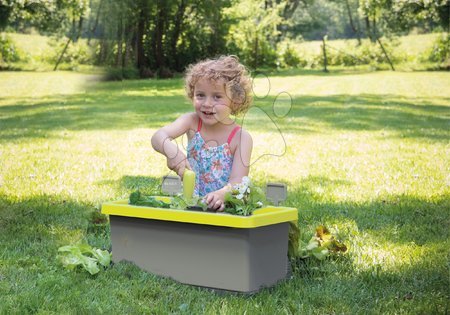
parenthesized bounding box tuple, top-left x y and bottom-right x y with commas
(102, 199, 297, 293)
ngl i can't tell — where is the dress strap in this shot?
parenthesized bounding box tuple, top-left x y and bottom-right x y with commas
(197, 118, 202, 132)
(227, 126, 241, 145)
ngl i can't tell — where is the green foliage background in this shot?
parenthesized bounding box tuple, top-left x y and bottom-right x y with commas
(1, 0, 449, 73)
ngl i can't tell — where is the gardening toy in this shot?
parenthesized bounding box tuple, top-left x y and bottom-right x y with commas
(102, 177, 297, 293)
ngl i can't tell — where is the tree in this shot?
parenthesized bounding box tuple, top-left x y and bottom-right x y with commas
(224, 0, 285, 69)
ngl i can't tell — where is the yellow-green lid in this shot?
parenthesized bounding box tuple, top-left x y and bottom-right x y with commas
(101, 197, 298, 228)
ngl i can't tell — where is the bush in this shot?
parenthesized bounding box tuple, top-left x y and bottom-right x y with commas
(42, 37, 95, 66)
(0, 34, 22, 63)
(423, 33, 450, 63)
(323, 38, 406, 67)
(277, 41, 307, 68)
(104, 67, 140, 81)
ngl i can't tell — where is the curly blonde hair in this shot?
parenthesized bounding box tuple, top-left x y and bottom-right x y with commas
(185, 55, 253, 116)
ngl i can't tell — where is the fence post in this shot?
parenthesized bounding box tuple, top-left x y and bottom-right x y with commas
(322, 35, 329, 73)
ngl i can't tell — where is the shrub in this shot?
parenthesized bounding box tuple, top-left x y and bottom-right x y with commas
(42, 37, 95, 66)
(424, 33, 450, 63)
(277, 41, 307, 68)
(321, 38, 406, 67)
(104, 67, 140, 81)
(0, 34, 22, 63)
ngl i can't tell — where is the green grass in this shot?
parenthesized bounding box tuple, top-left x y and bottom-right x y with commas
(0, 70, 449, 313)
(295, 33, 440, 57)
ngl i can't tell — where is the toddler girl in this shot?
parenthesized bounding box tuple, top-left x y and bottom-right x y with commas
(151, 55, 253, 211)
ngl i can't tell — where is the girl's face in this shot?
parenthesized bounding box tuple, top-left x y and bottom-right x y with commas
(193, 79, 234, 126)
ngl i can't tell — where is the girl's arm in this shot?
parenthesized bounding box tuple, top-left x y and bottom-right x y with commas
(227, 129, 253, 184)
(151, 113, 195, 177)
(204, 129, 253, 210)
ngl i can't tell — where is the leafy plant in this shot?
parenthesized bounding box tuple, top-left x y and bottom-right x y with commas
(423, 33, 450, 64)
(128, 177, 266, 216)
(170, 194, 207, 211)
(129, 190, 207, 210)
(129, 190, 171, 208)
(57, 243, 111, 275)
(299, 225, 347, 260)
(223, 176, 265, 216)
(277, 40, 307, 69)
(0, 34, 22, 63)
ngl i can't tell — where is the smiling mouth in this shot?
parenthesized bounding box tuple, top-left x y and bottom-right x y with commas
(202, 111, 215, 116)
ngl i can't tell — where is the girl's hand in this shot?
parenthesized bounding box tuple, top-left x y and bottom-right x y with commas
(166, 152, 191, 178)
(203, 185, 230, 211)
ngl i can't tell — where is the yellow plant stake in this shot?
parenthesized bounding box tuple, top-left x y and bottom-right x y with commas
(183, 169, 196, 200)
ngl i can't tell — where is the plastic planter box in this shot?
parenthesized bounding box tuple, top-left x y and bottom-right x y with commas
(102, 197, 298, 293)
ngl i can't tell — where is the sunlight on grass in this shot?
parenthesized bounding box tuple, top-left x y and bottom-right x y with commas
(123, 89, 184, 97)
(0, 71, 101, 99)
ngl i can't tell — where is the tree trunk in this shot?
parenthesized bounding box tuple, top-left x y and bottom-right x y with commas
(344, 0, 361, 45)
(154, 1, 166, 72)
(123, 24, 133, 68)
(282, 0, 301, 20)
(88, 0, 103, 45)
(54, 37, 72, 71)
(54, 17, 83, 70)
(376, 37, 395, 71)
(171, 0, 186, 71)
(253, 35, 259, 70)
(365, 17, 375, 42)
(98, 39, 108, 64)
(74, 16, 83, 42)
(136, 7, 147, 71)
(116, 14, 123, 68)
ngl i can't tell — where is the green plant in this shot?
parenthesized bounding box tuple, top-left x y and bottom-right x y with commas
(278, 42, 307, 68)
(424, 33, 450, 63)
(0, 34, 22, 63)
(129, 190, 171, 208)
(170, 194, 207, 210)
(57, 243, 111, 275)
(128, 190, 207, 211)
(223, 176, 265, 216)
(299, 225, 347, 260)
(42, 36, 94, 67)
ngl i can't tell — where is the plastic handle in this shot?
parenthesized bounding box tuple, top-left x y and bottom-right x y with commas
(183, 169, 196, 199)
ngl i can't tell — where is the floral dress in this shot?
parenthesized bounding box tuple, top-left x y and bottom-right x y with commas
(187, 118, 241, 197)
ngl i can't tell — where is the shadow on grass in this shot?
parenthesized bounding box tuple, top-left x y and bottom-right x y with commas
(0, 194, 99, 258)
(1, 84, 448, 143)
(258, 94, 450, 140)
(0, 175, 162, 255)
(280, 175, 449, 312)
(285, 175, 449, 247)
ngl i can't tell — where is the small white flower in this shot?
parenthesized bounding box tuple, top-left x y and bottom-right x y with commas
(256, 201, 263, 207)
(247, 188, 251, 194)
(242, 176, 251, 185)
(238, 184, 247, 194)
(236, 194, 244, 200)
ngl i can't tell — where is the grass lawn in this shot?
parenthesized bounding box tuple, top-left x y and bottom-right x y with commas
(294, 33, 440, 56)
(0, 69, 449, 313)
